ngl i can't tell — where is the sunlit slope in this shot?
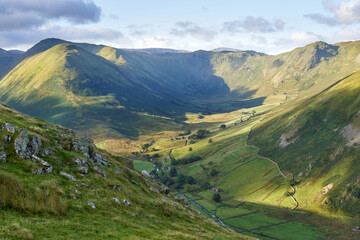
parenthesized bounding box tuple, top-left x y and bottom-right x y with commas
(249, 70, 360, 216)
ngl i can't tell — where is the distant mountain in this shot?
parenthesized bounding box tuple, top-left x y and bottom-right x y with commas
(0, 48, 23, 77)
(2, 38, 360, 144)
(120, 48, 189, 54)
(212, 47, 242, 52)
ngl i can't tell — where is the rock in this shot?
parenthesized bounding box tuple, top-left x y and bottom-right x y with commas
(14, 134, 30, 159)
(78, 167, 88, 174)
(75, 189, 81, 195)
(80, 183, 89, 188)
(93, 166, 106, 178)
(74, 158, 87, 167)
(87, 202, 96, 209)
(111, 184, 122, 191)
(141, 170, 151, 178)
(112, 198, 121, 205)
(40, 149, 54, 157)
(72, 194, 77, 200)
(90, 153, 108, 166)
(18, 128, 29, 137)
(31, 155, 52, 173)
(2, 123, 15, 133)
(45, 166, 53, 174)
(30, 136, 42, 156)
(131, 213, 137, 217)
(31, 168, 43, 175)
(123, 199, 131, 206)
(149, 186, 159, 192)
(4, 135, 11, 142)
(114, 169, 122, 174)
(190, 216, 195, 219)
(0, 151, 6, 163)
(60, 171, 77, 181)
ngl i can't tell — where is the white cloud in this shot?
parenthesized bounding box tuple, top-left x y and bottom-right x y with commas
(170, 21, 217, 41)
(137, 36, 174, 48)
(222, 17, 285, 33)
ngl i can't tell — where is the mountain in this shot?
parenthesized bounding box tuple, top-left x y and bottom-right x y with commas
(248, 69, 360, 216)
(2, 38, 360, 153)
(0, 102, 243, 239)
(0, 48, 23, 77)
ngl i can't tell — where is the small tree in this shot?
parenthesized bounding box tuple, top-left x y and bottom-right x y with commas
(188, 147, 193, 151)
(210, 169, 219, 177)
(208, 138, 213, 143)
(220, 124, 226, 129)
(169, 167, 177, 177)
(212, 193, 221, 203)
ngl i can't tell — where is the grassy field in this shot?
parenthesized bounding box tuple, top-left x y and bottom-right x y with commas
(133, 160, 155, 172)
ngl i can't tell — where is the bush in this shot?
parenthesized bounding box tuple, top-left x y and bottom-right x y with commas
(200, 182, 211, 190)
(210, 169, 219, 176)
(178, 155, 202, 165)
(184, 184, 200, 192)
(169, 167, 177, 177)
(212, 193, 221, 202)
(219, 124, 226, 129)
(188, 147, 192, 151)
(208, 138, 213, 143)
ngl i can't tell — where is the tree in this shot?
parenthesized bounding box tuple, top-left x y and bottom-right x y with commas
(212, 193, 221, 202)
(200, 181, 211, 190)
(208, 138, 213, 143)
(188, 147, 192, 151)
(169, 167, 177, 177)
(210, 169, 219, 176)
(219, 124, 226, 129)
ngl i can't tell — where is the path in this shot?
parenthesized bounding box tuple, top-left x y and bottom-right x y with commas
(246, 118, 299, 210)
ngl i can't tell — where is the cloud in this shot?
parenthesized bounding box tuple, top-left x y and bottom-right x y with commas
(274, 31, 321, 47)
(137, 36, 174, 48)
(127, 24, 153, 36)
(305, 0, 360, 26)
(0, 0, 101, 31)
(170, 21, 217, 41)
(0, 25, 124, 49)
(222, 17, 285, 33)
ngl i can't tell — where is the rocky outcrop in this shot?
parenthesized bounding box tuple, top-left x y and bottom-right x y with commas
(71, 137, 108, 166)
(14, 128, 42, 159)
(93, 166, 106, 178)
(74, 158, 88, 174)
(112, 198, 121, 206)
(2, 123, 15, 133)
(31, 155, 52, 173)
(0, 146, 6, 163)
(60, 171, 77, 181)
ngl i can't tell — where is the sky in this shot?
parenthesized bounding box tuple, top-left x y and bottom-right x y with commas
(2, 0, 360, 54)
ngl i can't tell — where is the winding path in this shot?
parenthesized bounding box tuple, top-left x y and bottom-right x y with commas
(246, 118, 299, 210)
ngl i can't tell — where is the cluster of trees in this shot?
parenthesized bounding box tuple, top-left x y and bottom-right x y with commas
(179, 130, 191, 136)
(140, 140, 156, 153)
(154, 168, 197, 189)
(189, 129, 211, 139)
(171, 155, 202, 165)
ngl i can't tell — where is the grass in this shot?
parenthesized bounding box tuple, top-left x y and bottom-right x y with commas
(0, 103, 246, 239)
(133, 160, 155, 172)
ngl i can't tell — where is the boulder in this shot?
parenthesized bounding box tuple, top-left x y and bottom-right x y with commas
(30, 136, 42, 156)
(90, 153, 108, 166)
(123, 199, 131, 206)
(2, 123, 15, 133)
(60, 171, 77, 181)
(112, 198, 121, 206)
(93, 166, 106, 178)
(141, 170, 151, 178)
(87, 202, 96, 209)
(31, 168, 43, 175)
(0, 151, 6, 163)
(4, 135, 11, 142)
(14, 135, 30, 159)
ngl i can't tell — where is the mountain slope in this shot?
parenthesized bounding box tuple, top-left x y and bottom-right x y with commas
(0, 102, 244, 239)
(249, 69, 360, 216)
(0, 48, 23, 77)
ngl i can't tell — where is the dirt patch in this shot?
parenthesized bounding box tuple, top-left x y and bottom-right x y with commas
(279, 128, 299, 148)
(340, 124, 360, 146)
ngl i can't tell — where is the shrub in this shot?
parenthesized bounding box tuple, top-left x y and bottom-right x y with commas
(219, 124, 226, 129)
(212, 193, 221, 202)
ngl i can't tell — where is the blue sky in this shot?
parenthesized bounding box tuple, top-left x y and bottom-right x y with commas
(2, 0, 360, 54)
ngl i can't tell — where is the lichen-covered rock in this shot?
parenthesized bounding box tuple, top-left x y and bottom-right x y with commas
(90, 153, 108, 166)
(4, 135, 11, 142)
(0, 151, 6, 163)
(31, 155, 52, 173)
(30, 136, 42, 156)
(123, 199, 131, 206)
(87, 202, 96, 209)
(141, 170, 151, 178)
(112, 198, 121, 206)
(14, 134, 30, 159)
(60, 171, 77, 181)
(93, 166, 106, 178)
(2, 123, 15, 133)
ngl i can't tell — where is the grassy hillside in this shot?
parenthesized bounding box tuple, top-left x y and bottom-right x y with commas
(0, 102, 246, 239)
(249, 69, 360, 216)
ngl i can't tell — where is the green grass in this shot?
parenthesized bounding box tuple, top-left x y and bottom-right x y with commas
(133, 160, 155, 172)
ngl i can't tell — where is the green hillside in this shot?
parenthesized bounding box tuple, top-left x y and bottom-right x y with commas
(0, 102, 245, 239)
(249, 69, 360, 216)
